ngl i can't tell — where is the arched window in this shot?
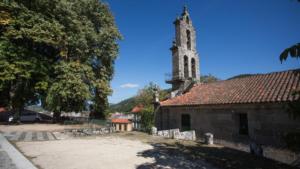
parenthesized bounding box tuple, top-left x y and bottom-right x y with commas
(191, 58, 196, 78)
(186, 16, 190, 24)
(186, 30, 191, 50)
(184, 55, 189, 78)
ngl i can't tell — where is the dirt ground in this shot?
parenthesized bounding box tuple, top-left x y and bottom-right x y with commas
(0, 124, 88, 132)
(2, 124, 297, 169)
(17, 136, 155, 169)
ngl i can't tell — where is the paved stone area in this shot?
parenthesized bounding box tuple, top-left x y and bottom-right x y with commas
(0, 149, 18, 169)
(0, 134, 37, 169)
(3, 131, 56, 142)
(0, 144, 18, 169)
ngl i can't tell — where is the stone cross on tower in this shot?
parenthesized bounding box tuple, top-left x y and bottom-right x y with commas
(166, 6, 200, 97)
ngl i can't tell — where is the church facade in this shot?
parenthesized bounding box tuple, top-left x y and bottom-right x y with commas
(156, 7, 300, 157)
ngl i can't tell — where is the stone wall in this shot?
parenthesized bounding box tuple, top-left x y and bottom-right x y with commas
(214, 138, 300, 165)
(157, 103, 300, 146)
(65, 127, 115, 137)
(155, 103, 300, 164)
(155, 128, 196, 141)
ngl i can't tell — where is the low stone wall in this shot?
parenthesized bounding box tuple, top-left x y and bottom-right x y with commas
(263, 146, 300, 166)
(155, 128, 196, 141)
(214, 138, 300, 166)
(214, 139, 250, 153)
(65, 127, 115, 137)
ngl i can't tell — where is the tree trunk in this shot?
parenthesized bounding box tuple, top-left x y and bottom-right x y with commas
(12, 106, 22, 124)
(52, 111, 61, 123)
(93, 89, 106, 119)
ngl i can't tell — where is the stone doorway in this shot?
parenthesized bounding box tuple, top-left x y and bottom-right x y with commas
(239, 113, 249, 135)
(181, 114, 191, 131)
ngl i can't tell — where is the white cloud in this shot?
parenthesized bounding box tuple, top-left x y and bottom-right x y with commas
(120, 83, 139, 88)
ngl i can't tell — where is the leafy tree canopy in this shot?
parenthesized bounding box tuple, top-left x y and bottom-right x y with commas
(109, 83, 170, 113)
(135, 82, 169, 108)
(0, 0, 121, 120)
(280, 0, 300, 119)
(280, 43, 300, 63)
(200, 74, 220, 83)
(135, 82, 168, 132)
(46, 61, 95, 113)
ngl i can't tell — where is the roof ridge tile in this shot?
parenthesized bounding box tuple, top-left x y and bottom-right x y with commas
(160, 69, 300, 106)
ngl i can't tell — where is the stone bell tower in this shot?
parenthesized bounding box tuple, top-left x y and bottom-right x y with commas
(166, 6, 200, 97)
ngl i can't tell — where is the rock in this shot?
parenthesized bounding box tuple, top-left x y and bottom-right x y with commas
(250, 141, 263, 156)
(151, 127, 157, 135)
(204, 133, 213, 145)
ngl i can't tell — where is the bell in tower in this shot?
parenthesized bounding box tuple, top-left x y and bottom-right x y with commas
(166, 6, 200, 97)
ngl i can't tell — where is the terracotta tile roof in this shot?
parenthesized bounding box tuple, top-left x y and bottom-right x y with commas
(131, 105, 144, 113)
(161, 69, 300, 106)
(111, 118, 131, 123)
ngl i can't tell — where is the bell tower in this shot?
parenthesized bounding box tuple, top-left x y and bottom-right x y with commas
(166, 6, 200, 97)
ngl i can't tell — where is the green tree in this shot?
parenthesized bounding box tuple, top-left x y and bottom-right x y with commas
(0, 0, 121, 120)
(280, 44, 300, 119)
(279, 0, 300, 151)
(200, 74, 220, 83)
(135, 82, 169, 132)
(0, 37, 50, 121)
(279, 1, 300, 119)
(135, 82, 169, 107)
(280, 43, 300, 63)
(140, 106, 154, 133)
(46, 61, 95, 122)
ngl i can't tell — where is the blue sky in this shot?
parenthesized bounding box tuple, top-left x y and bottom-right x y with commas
(105, 0, 300, 104)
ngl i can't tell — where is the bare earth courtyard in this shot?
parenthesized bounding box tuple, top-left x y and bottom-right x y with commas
(17, 137, 155, 169)
(0, 124, 87, 132)
(0, 124, 296, 169)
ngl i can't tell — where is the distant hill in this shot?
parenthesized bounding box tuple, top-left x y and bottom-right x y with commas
(227, 74, 260, 80)
(110, 88, 171, 113)
(109, 97, 137, 113)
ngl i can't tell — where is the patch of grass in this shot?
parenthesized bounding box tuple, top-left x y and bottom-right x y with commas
(63, 120, 83, 125)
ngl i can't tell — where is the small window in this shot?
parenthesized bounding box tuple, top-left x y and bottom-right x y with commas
(186, 16, 190, 24)
(181, 114, 191, 131)
(184, 56, 189, 78)
(186, 30, 191, 50)
(191, 58, 196, 78)
(239, 113, 249, 135)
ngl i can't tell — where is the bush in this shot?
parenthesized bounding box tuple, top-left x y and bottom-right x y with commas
(140, 106, 154, 133)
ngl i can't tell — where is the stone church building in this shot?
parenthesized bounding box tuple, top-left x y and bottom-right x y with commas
(156, 7, 300, 153)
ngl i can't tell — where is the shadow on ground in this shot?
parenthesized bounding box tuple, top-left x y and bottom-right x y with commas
(136, 141, 297, 169)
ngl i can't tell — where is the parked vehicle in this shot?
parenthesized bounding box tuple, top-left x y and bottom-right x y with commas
(8, 111, 42, 123)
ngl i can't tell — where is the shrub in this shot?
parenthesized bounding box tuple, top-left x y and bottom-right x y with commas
(140, 106, 154, 133)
